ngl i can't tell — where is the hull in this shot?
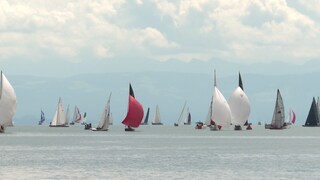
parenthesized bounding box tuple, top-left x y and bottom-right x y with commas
(234, 125, 242, 130)
(125, 127, 135, 131)
(152, 123, 163, 125)
(49, 124, 69, 127)
(92, 128, 108, 131)
(84, 123, 92, 130)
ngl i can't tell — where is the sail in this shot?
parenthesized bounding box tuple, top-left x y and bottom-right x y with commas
(153, 105, 161, 124)
(109, 113, 113, 125)
(122, 84, 144, 128)
(304, 97, 319, 126)
(97, 93, 111, 130)
(176, 101, 187, 126)
(271, 89, 285, 129)
(82, 112, 87, 124)
(72, 106, 82, 123)
(205, 98, 213, 125)
(239, 72, 243, 90)
(65, 104, 70, 125)
(292, 111, 296, 124)
(184, 108, 191, 125)
(228, 87, 250, 126)
(142, 107, 150, 124)
(212, 86, 232, 128)
(0, 72, 17, 128)
(39, 110, 45, 125)
(51, 97, 67, 126)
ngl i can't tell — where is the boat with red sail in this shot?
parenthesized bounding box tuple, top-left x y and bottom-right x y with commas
(122, 84, 144, 131)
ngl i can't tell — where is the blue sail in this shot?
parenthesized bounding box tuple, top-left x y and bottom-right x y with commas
(39, 110, 45, 125)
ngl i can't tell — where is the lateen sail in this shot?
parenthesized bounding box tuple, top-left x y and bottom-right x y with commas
(122, 84, 144, 128)
(0, 71, 17, 131)
(212, 87, 232, 129)
(228, 87, 250, 126)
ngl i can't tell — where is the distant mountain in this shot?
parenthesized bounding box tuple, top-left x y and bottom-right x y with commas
(10, 70, 320, 126)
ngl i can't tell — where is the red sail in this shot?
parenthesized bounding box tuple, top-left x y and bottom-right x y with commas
(122, 95, 144, 128)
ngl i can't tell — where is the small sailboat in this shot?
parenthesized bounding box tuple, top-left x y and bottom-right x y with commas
(122, 84, 144, 131)
(183, 108, 191, 125)
(303, 97, 319, 127)
(174, 101, 187, 126)
(38, 110, 45, 125)
(70, 106, 82, 125)
(81, 112, 87, 125)
(265, 89, 286, 129)
(0, 71, 17, 133)
(228, 72, 251, 130)
(285, 109, 296, 126)
(141, 107, 150, 125)
(211, 70, 232, 130)
(92, 93, 112, 131)
(49, 97, 69, 127)
(152, 105, 163, 125)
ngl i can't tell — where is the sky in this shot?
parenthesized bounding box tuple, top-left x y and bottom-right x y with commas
(1, 0, 320, 76)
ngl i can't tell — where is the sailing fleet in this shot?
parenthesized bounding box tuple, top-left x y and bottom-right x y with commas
(5, 69, 320, 134)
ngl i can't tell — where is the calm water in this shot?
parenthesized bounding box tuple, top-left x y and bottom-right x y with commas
(1, 125, 320, 179)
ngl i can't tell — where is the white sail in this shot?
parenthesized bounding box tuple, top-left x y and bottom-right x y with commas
(65, 104, 70, 125)
(96, 93, 111, 130)
(153, 105, 161, 124)
(212, 86, 232, 129)
(184, 108, 190, 124)
(176, 102, 187, 126)
(0, 72, 17, 130)
(205, 99, 213, 125)
(50, 97, 67, 126)
(271, 90, 285, 128)
(228, 87, 250, 126)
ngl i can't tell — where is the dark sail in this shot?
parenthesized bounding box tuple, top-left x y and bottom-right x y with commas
(141, 107, 150, 125)
(239, 72, 243, 90)
(304, 97, 319, 127)
(129, 83, 135, 98)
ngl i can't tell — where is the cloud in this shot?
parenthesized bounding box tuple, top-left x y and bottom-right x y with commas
(0, 0, 320, 67)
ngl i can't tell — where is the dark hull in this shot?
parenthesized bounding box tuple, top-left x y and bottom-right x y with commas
(234, 125, 242, 130)
(49, 125, 69, 127)
(152, 123, 163, 125)
(125, 127, 135, 131)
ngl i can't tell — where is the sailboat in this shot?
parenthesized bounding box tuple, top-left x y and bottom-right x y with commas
(285, 109, 296, 126)
(122, 84, 144, 131)
(92, 93, 112, 131)
(183, 108, 191, 125)
(174, 101, 187, 126)
(0, 71, 17, 133)
(211, 70, 232, 130)
(70, 106, 82, 125)
(39, 110, 45, 125)
(265, 89, 286, 129)
(141, 107, 150, 125)
(49, 97, 69, 127)
(81, 112, 87, 125)
(152, 105, 163, 125)
(228, 72, 251, 130)
(303, 97, 319, 127)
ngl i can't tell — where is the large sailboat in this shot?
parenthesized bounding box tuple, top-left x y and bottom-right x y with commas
(49, 97, 69, 127)
(211, 70, 232, 130)
(228, 72, 251, 130)
(152, 105, 163, 125)
(303, 97, 319, 127)
(265, 89, 286, 129)
(141, 107, 150, 125)
(0, 71, 17, 133)
(92, 93, 112, 131)
(39, 110, 45, 125)
(122, 84, 144, 131)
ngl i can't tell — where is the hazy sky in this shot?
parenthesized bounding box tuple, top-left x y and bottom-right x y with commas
(1, 0, 320, 76)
